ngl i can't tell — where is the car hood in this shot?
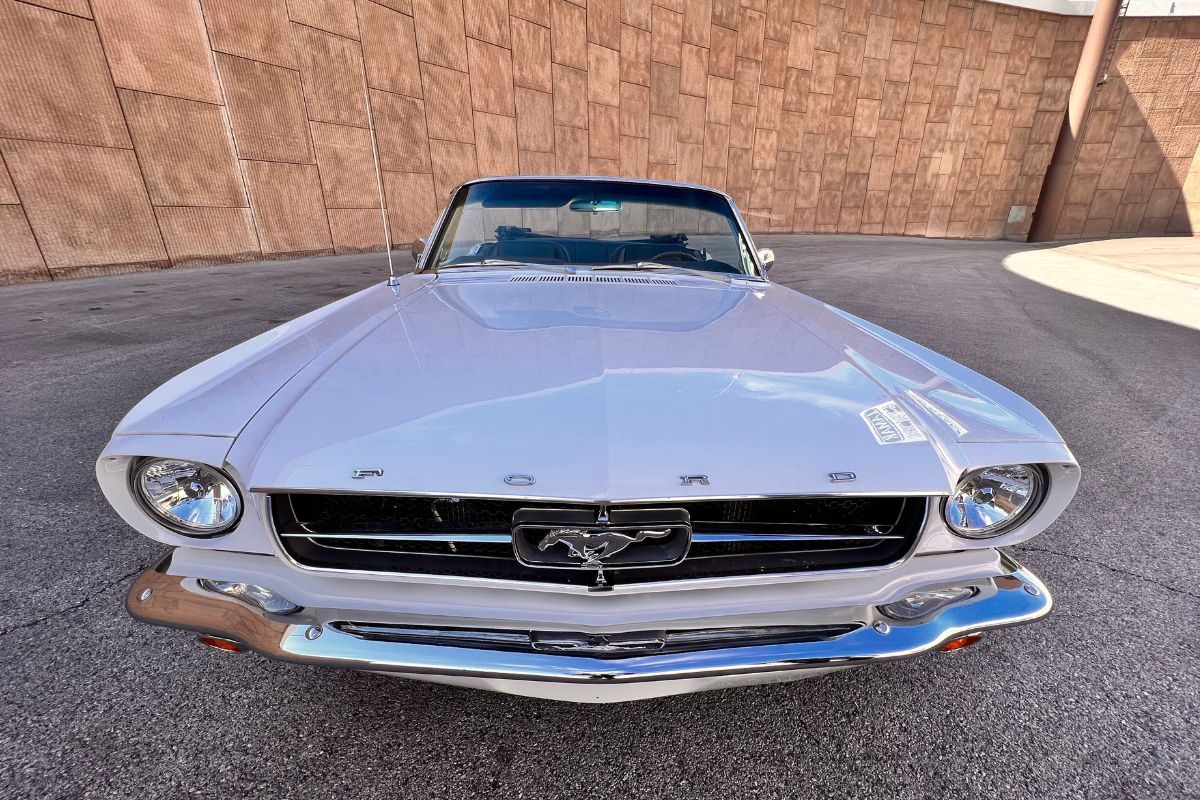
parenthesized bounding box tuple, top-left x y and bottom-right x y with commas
(235, 273, 1058, 499)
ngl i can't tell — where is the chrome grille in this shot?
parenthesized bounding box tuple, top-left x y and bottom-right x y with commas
(273, 494, 927, 586)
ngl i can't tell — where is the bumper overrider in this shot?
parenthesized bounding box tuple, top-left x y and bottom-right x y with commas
(126, 551, 1052, 703)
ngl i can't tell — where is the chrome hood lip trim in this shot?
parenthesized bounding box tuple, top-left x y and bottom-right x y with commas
(252, 487, 950, 501)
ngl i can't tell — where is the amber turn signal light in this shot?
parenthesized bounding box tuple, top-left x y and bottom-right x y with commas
(197, 634, 246, 653)
(939, 633, 982, 652)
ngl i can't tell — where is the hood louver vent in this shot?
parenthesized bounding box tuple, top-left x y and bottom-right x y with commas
(625, 276, 677, 285)
(507, 275, 678, 285)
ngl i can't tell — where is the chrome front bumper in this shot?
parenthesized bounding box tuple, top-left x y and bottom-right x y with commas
(126, 552, 1051, 702)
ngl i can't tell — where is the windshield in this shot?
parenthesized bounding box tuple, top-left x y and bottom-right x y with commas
(426, 180, 758, 276)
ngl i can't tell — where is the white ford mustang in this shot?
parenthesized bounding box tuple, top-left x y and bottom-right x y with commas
(98, 177, 1078, 703)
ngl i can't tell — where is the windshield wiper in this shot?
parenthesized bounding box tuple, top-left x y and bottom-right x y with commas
(437, 259, 575, 273)
(590, 261, 682, 271)
(589, 261, 752, 281)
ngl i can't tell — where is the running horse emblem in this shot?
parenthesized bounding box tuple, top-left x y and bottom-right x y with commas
(537, 528, 672, 567)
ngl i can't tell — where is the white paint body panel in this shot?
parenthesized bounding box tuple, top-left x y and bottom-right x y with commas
(241, 274, 966, 499)
(148, 271, 1070, 496)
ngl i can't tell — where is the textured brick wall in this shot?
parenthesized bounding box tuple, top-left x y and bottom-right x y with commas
(1049, 17, 1200, 238)
(0, 0, 1193, 284)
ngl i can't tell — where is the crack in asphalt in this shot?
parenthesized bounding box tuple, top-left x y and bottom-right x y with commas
(1015, 544, 1199, 601)
(0, 563, 147, 638)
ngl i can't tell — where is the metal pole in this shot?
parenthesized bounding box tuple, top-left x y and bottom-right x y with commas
(359, 55, 396, 285)
(1027, 0, 1123, 242)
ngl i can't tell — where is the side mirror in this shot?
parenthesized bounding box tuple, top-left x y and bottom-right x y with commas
(409, 237, 426, 268)
(757, 247, 775, 273)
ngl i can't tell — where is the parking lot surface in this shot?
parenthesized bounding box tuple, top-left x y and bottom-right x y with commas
(1, 236, 1197, 799)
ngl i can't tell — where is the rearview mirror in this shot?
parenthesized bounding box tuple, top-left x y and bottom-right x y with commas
(757, 247, 775, 273)
(569, 198, 622, 213)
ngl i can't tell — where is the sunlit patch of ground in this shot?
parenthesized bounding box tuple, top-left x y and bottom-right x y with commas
(1004, 237, 1200, 331)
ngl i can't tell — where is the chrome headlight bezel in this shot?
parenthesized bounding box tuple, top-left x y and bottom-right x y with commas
(130, 458, 244, 537)
(942, 464, 1046, 539)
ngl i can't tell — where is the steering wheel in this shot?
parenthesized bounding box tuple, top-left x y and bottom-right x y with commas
(612, 245, 702, 263)
(493, 239, 571, 262)
(652, 250, 703, 262)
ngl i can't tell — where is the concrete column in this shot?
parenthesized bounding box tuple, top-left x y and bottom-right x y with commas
(1028, 0, 1124, 242)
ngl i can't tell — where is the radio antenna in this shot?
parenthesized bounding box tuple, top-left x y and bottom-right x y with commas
(359, 56, 397, 286)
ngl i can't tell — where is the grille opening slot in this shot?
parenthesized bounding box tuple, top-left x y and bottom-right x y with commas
(330, 621, 864, 658)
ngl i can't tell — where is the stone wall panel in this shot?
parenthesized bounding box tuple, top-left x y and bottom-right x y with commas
(358, 0, 422, 97)
(328, 207, 387, 252)
(1, 139, 165, 271)
(217, 54, 315, 163)
(243, 160, 333, 253)
(0, 1, 129, 148)
(119, 90, 246, 207)
(154, 206, 259, 266)
(91, 0, 221, 103)
(312, 121, 379, 208)
(294, 23, 369, 127)
(0, 206, 50, 284)
(202, 0, 297, 68)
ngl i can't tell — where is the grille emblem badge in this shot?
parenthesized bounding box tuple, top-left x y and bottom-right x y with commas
(512, 508, 691, 576)
(679, 474, 709, 486)
(538, 528, 672, 567)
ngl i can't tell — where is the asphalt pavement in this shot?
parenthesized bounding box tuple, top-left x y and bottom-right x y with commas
(1, 237, 1197, 799)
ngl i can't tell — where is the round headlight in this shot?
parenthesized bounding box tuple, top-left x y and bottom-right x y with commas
(944, 464, 1044, 538)
(133, 458, 242, 536)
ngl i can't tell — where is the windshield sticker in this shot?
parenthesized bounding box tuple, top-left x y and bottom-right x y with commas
(861, 401, 928, 445)
(904, 390, 968, 437)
